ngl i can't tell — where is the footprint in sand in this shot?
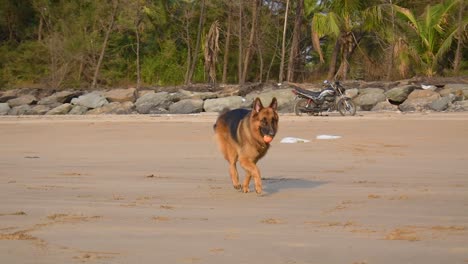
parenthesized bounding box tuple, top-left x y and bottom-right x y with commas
(260, 218, 285, 224)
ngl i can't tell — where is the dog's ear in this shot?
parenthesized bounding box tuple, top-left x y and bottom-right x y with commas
(269, 97, 278, 111)
(253, 97, 264, 113)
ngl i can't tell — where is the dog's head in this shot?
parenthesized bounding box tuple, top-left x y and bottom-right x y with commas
(251, 97, 279, 144)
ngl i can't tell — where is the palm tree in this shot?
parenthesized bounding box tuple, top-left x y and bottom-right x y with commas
(310, 0, 376, 80)
(394, 0, 467, 76)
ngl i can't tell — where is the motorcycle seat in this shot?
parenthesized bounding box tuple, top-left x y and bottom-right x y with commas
(294, 87, 323, 99)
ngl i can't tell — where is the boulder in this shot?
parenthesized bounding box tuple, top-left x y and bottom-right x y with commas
(444, 83, 468, 92)
(371, 101, 399, 112)
(398, 89, 440, 112)
(203, 96, 244, 112)
(46, 103, 73, 115)
(439, 87, 466, 101)
(449, 100, 468, 111)
(359, 88, 385, 95)
(353, 89, 386, 111)
(86, 102, 135, 115)
(104, 88, 136, 103)
(429, 95, 455, 112)
(8, 105, 32, 115)
(7, 95, 37, 107)
(345, 88, 359, 99)
(27, 105, 50, 115)
(177, 89, 217, 100)
(0, 103, 11, 115)
(71, 92, 108, 109)
(135, 91, 171, 114)
(169, 99, 204, 114)
(38, 90, 83, 105)
(0, 90, 17, 103)
(385, 85, 417, 104)
(243, 88, 295, 112)
(69, 105, 89, 115)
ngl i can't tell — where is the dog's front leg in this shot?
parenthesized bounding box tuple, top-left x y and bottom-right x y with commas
(239, 157, 262, 194)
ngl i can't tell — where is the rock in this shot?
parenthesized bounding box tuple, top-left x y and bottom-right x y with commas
(8, 105, 32, 115)
(449, 100, 468, 111)
(69, 105, 89, 115)
(345, 88, 359, 99)
(71, 92, 108, 109)
(0, 95, 16, 103)
(7, 95, 37, 107)
(243, 88, 295, 112)
(429, 95, 456, 112)
(86, 102, 135, 115)
(353, 89, 386, 111)
(169, 99, 204, 114)
(38, 90, 83, 105)
(358, 88, 385, 95)
(399, 89, 440, 112)
(439, 87, 466, 101)
(385, 85, 417, 104)
(46, 103, 73, 115)
(27, 105, 50, 115)
(135, 91, 171, 114)
(0, 103, 11, 115)
(203, 96, 244, 112)
(0, 90, 18, 103)
(371, 100, 399, 111)
(104, 88, 136, 103)
(177, 89, 217, 100)
(444, 83, 468, 91)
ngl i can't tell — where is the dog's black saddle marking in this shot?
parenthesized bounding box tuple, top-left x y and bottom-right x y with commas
(223, 108, 250, 143)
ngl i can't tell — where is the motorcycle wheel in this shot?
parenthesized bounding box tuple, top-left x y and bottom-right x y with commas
(337, 98, 356, 116)
(294, 98, 309, 116)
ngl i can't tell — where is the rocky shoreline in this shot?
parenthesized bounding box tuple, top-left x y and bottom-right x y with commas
(1, 78, 467, 116)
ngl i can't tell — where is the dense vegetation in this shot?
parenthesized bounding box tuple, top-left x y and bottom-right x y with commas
(0, 0, 466, 89)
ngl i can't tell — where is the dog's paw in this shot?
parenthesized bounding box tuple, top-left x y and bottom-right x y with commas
(233, 184, 241, 190)
(242, 185, 250, 193)
(255, 185, 262, 194)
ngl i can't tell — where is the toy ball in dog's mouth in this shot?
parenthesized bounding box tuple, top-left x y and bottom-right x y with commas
(263, 135, 273, 143)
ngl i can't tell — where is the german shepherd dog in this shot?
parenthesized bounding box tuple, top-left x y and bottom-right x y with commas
(213, 97, 279, 194)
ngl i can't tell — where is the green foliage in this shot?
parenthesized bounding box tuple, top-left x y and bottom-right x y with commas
(141, 40, 185, 85)
(0, 41, 48, 87)
(0, 0, 466, 88)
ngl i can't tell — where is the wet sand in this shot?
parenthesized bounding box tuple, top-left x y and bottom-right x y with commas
(1, 112, 467, 264)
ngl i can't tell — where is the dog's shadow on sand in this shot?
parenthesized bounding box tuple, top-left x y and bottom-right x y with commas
(261, 177, 327, 196)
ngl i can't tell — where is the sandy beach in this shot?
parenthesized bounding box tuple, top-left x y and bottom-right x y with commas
(1, 112, 467, 264)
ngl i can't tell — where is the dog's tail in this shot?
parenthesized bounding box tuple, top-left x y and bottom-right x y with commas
(213, 107, 230, 131)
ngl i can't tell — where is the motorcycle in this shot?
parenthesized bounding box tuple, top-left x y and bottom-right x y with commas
(291, 80, 356, 116)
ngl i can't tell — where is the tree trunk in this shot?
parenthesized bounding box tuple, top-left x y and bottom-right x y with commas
(286, 0, 304, 82)
(256, 30, 264, 82)
(222, 4, 233, 84)
(279, 0, 290, 83)
(335, 33, 360, 80)
(186, 0, 206, 84)
(184, 11, 192, 84)
(385, 0, 395, 81)
(453, 0, 464, 74)
(135, 3, 142, 89)
(38, 16, 43, 41)
(238, 0, 243, 84)
(91, 0, 118, 89)
(327, 37, 340, 80)
(240, 0, 259, 84)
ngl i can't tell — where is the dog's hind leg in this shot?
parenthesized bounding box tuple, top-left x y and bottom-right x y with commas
(227, 151, 241, 190)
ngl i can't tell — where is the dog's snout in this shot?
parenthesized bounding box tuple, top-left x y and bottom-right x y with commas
(261, 127, 275, 137)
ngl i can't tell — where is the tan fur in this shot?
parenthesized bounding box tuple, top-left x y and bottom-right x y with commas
(214, 97, 278, 194)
